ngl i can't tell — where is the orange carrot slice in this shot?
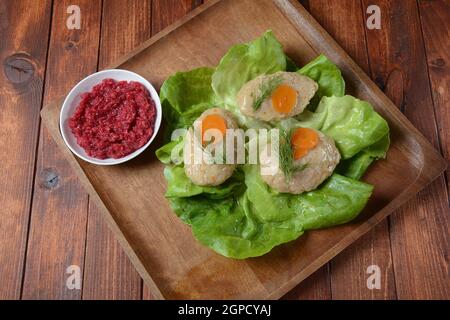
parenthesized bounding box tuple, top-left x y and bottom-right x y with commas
(291, 127, 319, 160)
(201, 114, 227, 144)
(271, 84, 297, 113)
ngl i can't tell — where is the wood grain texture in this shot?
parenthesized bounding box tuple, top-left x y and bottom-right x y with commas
(362, 0, 449, 299)
(21, 0, 102, 299)
(418, 0, 450, 196)
(0, 0, 52, 300)
(307, 0, 396, 300)
(282, 266, 331, 300)
(40, 0, 446, 299)
(83, 207, 142, 299)
(151, 0, 202, 34)
(81, 0, 151, 301)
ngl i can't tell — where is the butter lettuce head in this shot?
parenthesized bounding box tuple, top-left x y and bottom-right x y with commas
(155, 31, 390, 259)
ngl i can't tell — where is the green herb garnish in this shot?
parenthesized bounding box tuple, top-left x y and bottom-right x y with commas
(253, 75, 283, 111)
(278, 130, 307, 181)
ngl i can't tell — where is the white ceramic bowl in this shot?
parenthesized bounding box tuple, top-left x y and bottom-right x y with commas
(60, 69, 162, 165)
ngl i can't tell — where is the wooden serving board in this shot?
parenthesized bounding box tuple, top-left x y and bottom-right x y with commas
(40, 0, 446, 299)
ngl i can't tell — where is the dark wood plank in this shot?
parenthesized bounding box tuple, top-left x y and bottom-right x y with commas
(143, 0, 204, 300)
(82, 207, 143, 299)
(98, 0, 152, 69)
(331, 223, 396, 299)
(282, 266, 331, 300)
(418, 0, 450, 196)
(304, 0, 396, 300)
(0, 0, 52, 300)
(82, 0, 152, 300)
(21, 0, 102, 299)
(362, 0, 449, 299)
(151, 0, 201, 34)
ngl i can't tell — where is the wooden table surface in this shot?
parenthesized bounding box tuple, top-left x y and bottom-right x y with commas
(0, 0, 448, 300)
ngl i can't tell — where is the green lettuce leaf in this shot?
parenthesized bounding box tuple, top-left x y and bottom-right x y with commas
(160, 67, 216, 131)
(336, 133, 390, 179)
(292, 173, 373, 230)
(298, 54, 345, 109)
(190, 193, 304, 259)
(285, 55, 299, 72)
(155, 135, 184, 165)
(168, 165, 372, 259)
(315, 96, 389, 159)
(164, 166, 245, 199)
(211, 31, 286, 107)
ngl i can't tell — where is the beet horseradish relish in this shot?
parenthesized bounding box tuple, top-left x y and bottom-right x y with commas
(69, 79, 156, 159)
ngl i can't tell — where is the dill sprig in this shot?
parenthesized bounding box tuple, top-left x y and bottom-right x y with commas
(278, 130, 307, 181)
(253, 75, 283, 111)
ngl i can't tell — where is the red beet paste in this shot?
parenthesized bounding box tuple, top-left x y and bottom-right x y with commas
(69, 79, 156, 159)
